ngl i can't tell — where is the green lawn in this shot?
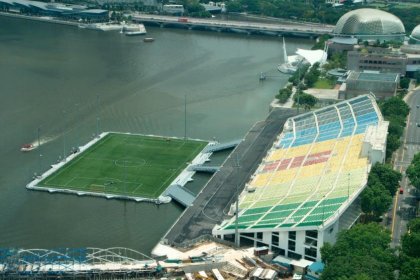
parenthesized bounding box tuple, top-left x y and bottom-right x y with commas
(314, 78, 336, 89)
(38, 133, 208, 198)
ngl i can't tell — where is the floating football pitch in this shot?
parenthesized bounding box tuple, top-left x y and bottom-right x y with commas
(38, 133, 208, 199)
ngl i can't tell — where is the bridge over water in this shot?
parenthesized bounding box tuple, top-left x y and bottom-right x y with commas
(0, 247, 159, 279)
(131, 14, 334, 38)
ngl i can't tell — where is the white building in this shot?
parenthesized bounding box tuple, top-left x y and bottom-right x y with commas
(213, 94, 388, 262)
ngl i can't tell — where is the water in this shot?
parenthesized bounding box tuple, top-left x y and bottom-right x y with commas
(0, 16, 312, 254)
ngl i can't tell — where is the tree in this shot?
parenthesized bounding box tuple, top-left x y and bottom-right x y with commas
(399, 257, 420, 280)
(400, 77, 410, 89)
(226, 0, 242, 12)
(368, 163, 401, 195)
(361, 182, 392, 218)
(276, 87, 292, 104)
(387, 118, 404, 139)
(386, 134, 401, 160)
(294, 92, 318, 109)
(380, 97, 410, 119)
(401, 218, 420, 258)
(304, 63, 321, 88)
(312, 34, 331, 50)
(320, 224, 395, 280)
(414, 71, 420, 84)
(406, 152, 420, 190)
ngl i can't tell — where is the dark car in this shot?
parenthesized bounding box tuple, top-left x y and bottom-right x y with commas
(399, 188, 404, 194)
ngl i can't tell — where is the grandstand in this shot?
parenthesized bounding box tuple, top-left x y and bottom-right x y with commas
(213, 94, 388, 262)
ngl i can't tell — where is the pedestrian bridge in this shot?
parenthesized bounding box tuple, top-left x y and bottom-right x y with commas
(204, 139, 242, 153)
(164, 184, 196, 207)
(188, 164, 220, 173)
(0, 247, 158, 278)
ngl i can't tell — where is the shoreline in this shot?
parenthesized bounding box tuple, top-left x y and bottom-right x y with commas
(0, 11, 79, 27)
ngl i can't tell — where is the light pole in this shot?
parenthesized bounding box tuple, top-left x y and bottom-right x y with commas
(322, 194, 326, 226)
(347, 172, 350, 199)
(37, 127, 41, 148)
(96, 94, 100, 138)
(63, 110, 67, 162)
(75, 103, 81, 148)
(184, 94, 187, 140)
(234, 154, 240, 248)
(38, 154, 43, 178)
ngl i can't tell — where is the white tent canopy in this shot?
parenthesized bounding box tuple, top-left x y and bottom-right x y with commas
(295, 48, 328, 66)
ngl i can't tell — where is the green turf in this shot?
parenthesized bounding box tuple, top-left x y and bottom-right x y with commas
(314, 78, 335, 89)
(38, 133, 208, 198)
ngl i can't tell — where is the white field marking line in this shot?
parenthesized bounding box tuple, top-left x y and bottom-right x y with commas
(152, 166, 183, 197)
(132, 184, 144, 194)
(43, 135, 113, 183)
(176, 141, 186, 150)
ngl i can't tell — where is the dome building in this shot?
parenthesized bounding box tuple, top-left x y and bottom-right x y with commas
(409, 25, 420, 44)
(333, 8, 405, 42)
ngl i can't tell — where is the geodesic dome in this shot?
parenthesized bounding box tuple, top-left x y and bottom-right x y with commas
(333, 8, 405, 41)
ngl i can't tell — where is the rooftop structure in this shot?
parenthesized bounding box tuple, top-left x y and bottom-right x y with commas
(333, 8, 405, 42)
(339, 71, 399, 100)
(0, 0, 108, 21)
(213, 95, 388, 262)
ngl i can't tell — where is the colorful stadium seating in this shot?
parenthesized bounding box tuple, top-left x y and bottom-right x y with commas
(222, 95, 382, 230)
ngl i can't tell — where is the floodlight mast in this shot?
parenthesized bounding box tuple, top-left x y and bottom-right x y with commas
(63, 110, 67, 162)
(234, 154, 240, 248)
(96, 94, 100, 138)
(184, 94, 187, 140)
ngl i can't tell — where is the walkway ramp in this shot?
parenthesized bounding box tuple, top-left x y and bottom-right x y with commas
(204, 139, 242, 153)
(188, 165, 220, 173)
(164, 185, 196, 207)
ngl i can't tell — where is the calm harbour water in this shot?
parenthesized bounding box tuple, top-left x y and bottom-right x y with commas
(0, 16, 312, 254)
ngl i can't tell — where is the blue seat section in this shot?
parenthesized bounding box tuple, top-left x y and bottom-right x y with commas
(339, 116, 355, 137)
(279, 132, 295, 148)
(354, 111, 378, 134)
(277, 96, 379, 149)
(315, 120, 341, 143)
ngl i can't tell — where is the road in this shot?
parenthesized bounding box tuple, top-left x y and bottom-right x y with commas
(131, 13, 334, 36)
(390, 87, 420, 249)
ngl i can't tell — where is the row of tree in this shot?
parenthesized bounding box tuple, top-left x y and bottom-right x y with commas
(379, 96, 410, 160)
(400, 217, 420, 280)
(320, 223, 397, 280)
(361, 163, 401, 220)
(321, 217, 420, 280)
(406, 152, 420, 192)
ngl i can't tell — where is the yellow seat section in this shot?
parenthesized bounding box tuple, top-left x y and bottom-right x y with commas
(267, 144, 312, 162)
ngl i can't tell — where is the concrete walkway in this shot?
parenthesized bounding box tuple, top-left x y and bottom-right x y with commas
(162, 108, 296, 246)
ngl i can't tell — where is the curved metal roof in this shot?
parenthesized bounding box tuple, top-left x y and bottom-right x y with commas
(333, 8, 405, 36)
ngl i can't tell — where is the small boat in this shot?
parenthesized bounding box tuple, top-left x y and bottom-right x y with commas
(143, 37, 155, 42)
(21, 143, 35, 152)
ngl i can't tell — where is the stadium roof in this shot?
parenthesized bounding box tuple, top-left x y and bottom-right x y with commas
(333, 8, 405, 37)
(217, 95, 382, 231)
